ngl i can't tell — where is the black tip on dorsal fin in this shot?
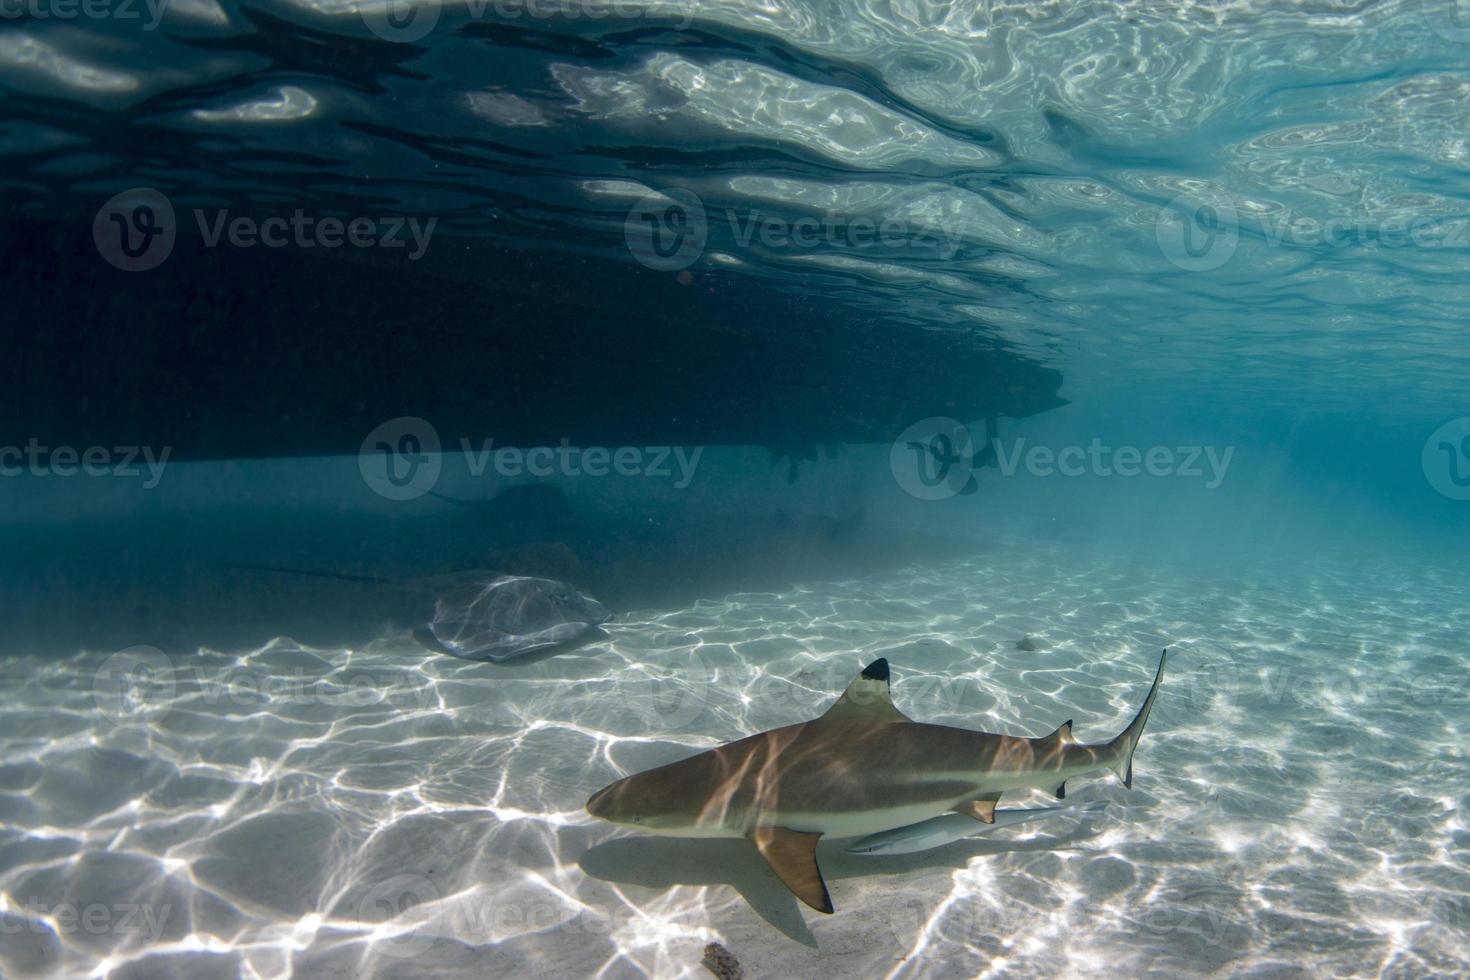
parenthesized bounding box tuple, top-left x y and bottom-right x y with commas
(1042, 719, 1073, 745)
(823, 658, 908, 724)
(1054, 781, 1066, 799)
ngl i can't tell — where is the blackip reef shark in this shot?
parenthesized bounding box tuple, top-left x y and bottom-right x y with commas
(587, 651, 1168, 913)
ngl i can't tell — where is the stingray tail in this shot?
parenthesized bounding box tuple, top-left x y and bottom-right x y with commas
(219, 562, 395, 588)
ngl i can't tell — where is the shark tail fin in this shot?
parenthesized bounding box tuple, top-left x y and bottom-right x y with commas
(1107, 649, 1168, 789)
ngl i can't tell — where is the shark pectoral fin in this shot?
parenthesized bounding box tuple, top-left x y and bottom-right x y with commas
(748, 827, 833, 914)
(953, 792, 1002, 824)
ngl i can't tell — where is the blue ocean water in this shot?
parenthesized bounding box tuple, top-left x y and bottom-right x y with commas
(2, 1, 1469, 977)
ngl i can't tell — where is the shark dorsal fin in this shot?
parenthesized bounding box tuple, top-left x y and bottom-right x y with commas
(953, 792, 1002, 824)
(748, 826, 833, 913)
(1042, 719, 1075, 745)
(819, 658, 910, 724)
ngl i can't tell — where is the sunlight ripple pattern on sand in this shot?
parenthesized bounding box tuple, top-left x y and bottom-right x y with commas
(0, 545, 1466, 977)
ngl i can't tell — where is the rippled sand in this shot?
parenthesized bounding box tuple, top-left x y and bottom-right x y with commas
(2, 544, 1467, 978)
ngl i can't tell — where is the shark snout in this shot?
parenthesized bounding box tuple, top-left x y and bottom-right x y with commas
(586, 776, 655, 828)
(585, 784, 614, 820)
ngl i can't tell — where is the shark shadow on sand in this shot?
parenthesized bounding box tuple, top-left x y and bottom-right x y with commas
(578, 805, 1109, 944)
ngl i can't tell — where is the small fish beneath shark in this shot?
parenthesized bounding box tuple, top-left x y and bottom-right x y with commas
(846, 800, 1108, 855)
(587, 651, 1167, 913)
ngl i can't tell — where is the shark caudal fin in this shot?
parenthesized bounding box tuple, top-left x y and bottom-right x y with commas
(1107, 649, 1168, 789)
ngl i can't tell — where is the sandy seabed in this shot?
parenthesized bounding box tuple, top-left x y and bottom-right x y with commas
(2, 542, 1467, 978)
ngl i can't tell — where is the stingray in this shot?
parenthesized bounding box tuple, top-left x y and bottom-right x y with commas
(224, 563, 610, 662)
(414, 572, 610, 662)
